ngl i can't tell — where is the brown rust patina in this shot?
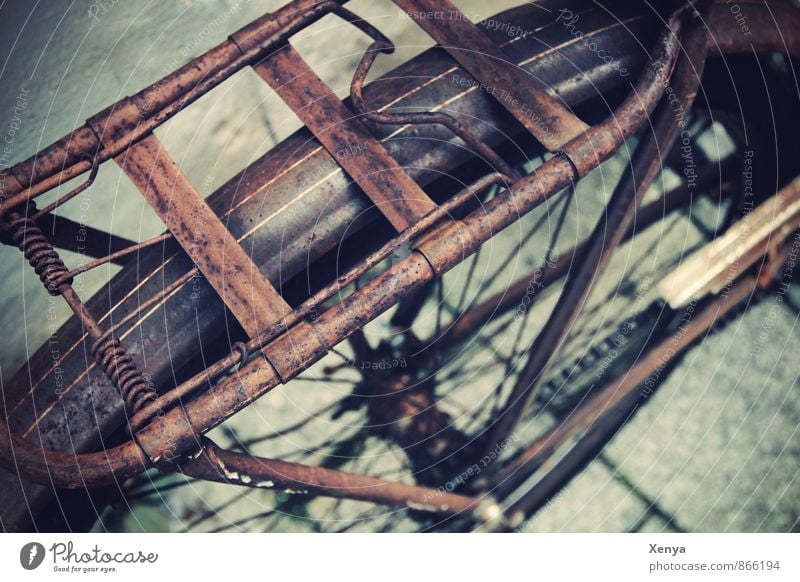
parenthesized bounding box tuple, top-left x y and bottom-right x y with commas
(1, 0, 798, 529)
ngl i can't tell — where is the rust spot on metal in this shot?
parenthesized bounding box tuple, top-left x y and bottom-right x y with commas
(393, 0, 589, 151)
(0, 0, 349, 217)
(255, 44, 436, 232)
(115, 134, 290, 337)
(178, 438, 481, 516)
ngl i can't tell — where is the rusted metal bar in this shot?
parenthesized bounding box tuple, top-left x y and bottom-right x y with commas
(0, 0, 350, 217)
(559, 10, 686, 178)
(255, 44, 436, 232)
(350, 39, 520, 180)
(179, 438, 481, 516)
(442, 156, 737, 344)
(115, 134, 290, 337)
(67, 233, 174, 278)
(392, 0, 589, 151)
(481, 4, 706, 455)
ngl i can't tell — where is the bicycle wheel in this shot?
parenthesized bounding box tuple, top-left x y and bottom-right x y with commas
(1, 0, 798, 533)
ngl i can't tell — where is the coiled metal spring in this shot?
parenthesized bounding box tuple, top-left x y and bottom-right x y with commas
(9, 210, 73, 294)
(7, 206, 157, 415)
(92, 335, 157, 413)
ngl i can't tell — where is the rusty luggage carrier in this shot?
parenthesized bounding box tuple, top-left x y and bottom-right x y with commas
(1, 0, 797, 527)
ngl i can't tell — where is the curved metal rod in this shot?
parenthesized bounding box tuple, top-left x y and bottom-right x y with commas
(481, 1, 712, 457)
(350, 38, 521, 180)
(178, 438, 482, 517)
